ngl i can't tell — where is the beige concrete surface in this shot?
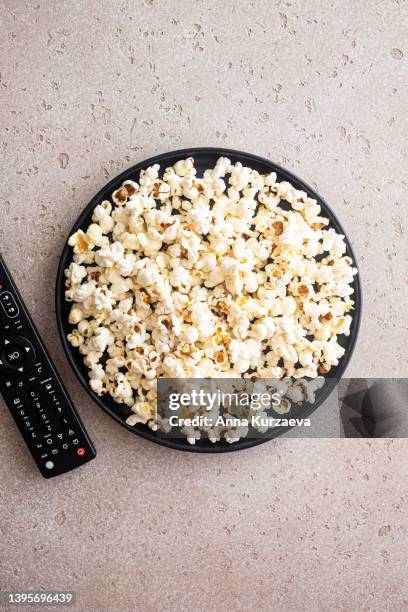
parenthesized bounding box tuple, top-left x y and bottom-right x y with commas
(0, 1, 407, 610)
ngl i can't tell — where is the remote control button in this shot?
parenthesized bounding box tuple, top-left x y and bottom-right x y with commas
(0, 376, 26, 392)
(0, 335, 36, 373)
(45, 461, 54, 470)
(0, 291, 19, 318)
(3, 343, 24, 366)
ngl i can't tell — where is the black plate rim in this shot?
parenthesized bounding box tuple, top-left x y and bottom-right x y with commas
(55, 147, 362, 453)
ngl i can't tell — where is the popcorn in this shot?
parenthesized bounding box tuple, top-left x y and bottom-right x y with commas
(78, 319, 93, 337)
(83, 350, 102, 368)
(72, 251, 95, 265)
(169, 266, 190, 288)
(91, 286, 115, 311)
(95, 242, 124, 267)
(229, 162, 252, 191)
(64, 156, 357, 444)
(163, 355, 185, 377)
(180, 324, 199, 344)
(65, 262, 87, 287)
(106, 270, 133, 296)
(280, 296, 297, 316)
(89, 327, 115, 352)
(137, 232, 162, 253)
(111, 372, 134, 406)
(86, 223, 108, 247)
(174, 157, 195, 177)
(70, 280, 96, 303)
(117, 253, 137, 277)
(68, 306, 84, 325)
(67, 329, 84, 347)
(127, 401, 155, 425)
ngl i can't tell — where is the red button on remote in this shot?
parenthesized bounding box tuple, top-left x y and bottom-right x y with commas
(77, 447, 86, 456)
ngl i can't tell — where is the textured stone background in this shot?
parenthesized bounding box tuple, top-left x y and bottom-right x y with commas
(0, 1, 407, 611)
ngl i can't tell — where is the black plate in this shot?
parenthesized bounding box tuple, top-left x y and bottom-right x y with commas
(55, 148, 362, 452)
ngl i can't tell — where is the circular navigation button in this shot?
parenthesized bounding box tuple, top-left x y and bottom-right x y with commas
(45, 461, 54, 470)
(0, 335, 36, 373)
(3, 344, 24, 366)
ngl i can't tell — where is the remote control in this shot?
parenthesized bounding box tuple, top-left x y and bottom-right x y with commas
(0, 254, 96, 478)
